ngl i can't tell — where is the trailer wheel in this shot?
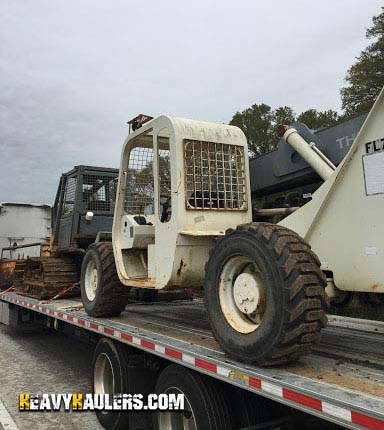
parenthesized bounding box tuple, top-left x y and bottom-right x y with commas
(152, 364, 232, 430)
(93, 338, 154, 430)
(205, 222, 329, 365)
(226, 385, 287, 428)
(81, 242, 130, 317)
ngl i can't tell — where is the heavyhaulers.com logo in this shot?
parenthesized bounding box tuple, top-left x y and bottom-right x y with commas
(19, 393, 184, 411)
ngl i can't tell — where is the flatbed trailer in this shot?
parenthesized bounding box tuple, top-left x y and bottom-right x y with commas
(1, 290, 384, 430)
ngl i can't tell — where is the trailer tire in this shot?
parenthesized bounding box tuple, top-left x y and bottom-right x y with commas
(81, 242, 130, 317)
(226, 385, 287, 427)
(205, 222, 329, 365)
(152, 364, 232, 430)
(92, 338, 154, 430)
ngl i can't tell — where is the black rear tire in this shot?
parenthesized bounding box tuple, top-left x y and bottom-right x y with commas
(92, 338, 154, 430)
(152, 364, 232, 430)
(205, 222, 329, 365)
(81, 242, 131, 317)
(225, 384, 289, 428)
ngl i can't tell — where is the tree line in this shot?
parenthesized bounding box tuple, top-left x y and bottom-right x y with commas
(230, 7, 384, 157)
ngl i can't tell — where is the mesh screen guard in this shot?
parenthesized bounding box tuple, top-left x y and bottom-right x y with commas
(125, 146, 170, 215)
(184, 140, 247, 211)
(82, 174, 117, 212)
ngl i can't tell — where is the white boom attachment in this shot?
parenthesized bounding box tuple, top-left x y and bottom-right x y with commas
(279, 125, 336, 180)
(280, 86, 384, 293)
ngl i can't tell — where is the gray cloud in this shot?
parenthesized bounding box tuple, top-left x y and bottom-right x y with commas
(0, 0, 382, 204)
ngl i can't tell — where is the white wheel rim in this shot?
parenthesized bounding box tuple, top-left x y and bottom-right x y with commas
(219, 256, 266, 334)
(85, 259, 98, 302)
(158, 387, 196, 430)
(94, 353, 115, 396)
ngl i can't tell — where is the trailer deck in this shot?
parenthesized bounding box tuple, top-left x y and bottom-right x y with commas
(1, 291, 384, 430)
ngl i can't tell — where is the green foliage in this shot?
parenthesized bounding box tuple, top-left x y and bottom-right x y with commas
(341, 7, 384, 116)
(230, 104, 274, 156)
(229, 105, 297, 156)
(230, 104, 340, 156)
(297, 109, 339, 130)
(270, 106, 295, 141)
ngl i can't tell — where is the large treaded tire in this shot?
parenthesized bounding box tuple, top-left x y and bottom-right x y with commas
(153, 364, 233, 430)
(93, 338, 155, 429)
(81, 242, 131, 317)
(204, 222, 329, 366)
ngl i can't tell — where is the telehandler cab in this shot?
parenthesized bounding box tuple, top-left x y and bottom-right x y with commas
(80, 116, 327, 365)
(81, 87, 384, 365)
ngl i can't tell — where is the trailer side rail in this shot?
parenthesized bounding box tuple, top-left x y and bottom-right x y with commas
(1, 291, 384, 430)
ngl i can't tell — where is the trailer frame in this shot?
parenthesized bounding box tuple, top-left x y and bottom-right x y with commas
(1, 291, 384, 430)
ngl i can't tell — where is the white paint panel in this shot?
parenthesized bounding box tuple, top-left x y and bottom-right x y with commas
(155, 344, 165, 354)
(182, 354, 195, 365)
(363, 151, 384, 195)
(217, 365, 230, 377)
(322, 402, 352, 422)
(261, 381, 283, 397)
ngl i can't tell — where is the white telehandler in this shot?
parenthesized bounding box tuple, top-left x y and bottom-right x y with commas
(80, 88, 384, 365)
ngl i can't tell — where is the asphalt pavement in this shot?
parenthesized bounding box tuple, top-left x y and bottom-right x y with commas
(0, 323, 103, 430)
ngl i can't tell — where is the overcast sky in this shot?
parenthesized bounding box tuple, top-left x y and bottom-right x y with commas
(0, 0, 382, 204)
